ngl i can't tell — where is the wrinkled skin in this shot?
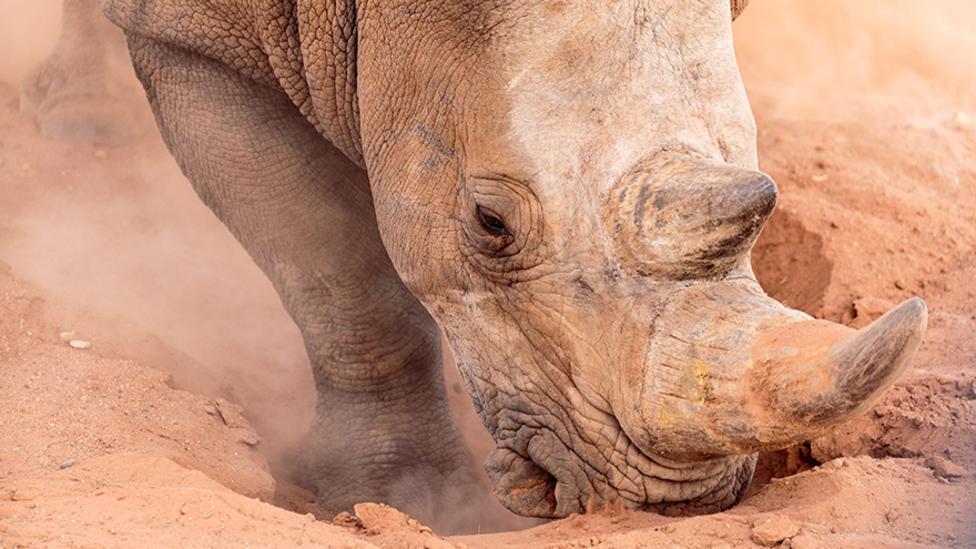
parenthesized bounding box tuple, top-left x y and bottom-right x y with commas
(54, 0, 930, 529)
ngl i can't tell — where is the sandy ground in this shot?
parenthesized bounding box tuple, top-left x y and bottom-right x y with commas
(1, 1, 975, 547)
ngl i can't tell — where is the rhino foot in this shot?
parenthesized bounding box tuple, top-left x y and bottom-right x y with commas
(290, 412, 505, 534)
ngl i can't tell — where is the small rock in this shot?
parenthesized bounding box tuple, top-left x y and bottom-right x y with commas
(332, 511, 363, 530)
(824, 457, 845, 469)
(69, 339, 92, 350)
(894, 279, 906, 290)
(238, 431, 261, 447)
(752, 516, 800, 547)
(59, 331, 76, 343)
(59, 459, 75, 469)
(213, 398, 247, 427)
(811, 174, 828, 182)
(926, 455, 966, 479)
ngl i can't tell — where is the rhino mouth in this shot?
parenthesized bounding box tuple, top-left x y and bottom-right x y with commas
(483, 408, 760, 518)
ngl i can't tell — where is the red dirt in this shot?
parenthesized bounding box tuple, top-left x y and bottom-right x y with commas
(1, 1, 975, 547)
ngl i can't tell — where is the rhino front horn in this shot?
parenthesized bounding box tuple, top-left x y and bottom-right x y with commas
(752, 296, 927, 429)
(614, 281, 927, 460)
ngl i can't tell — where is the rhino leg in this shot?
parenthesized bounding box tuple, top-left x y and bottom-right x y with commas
(21, 0, 147, 146)
(126, 36, 491, 532)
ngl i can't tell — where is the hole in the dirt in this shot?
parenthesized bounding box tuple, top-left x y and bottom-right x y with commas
(742, 443, 820, 500)
(751, 208, 834, 317)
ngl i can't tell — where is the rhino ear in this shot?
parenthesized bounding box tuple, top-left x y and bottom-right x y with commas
(485, 448, 559, 518)
(731, 0, 750, 20)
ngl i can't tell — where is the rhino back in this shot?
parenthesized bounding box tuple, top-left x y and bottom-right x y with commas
(100, 0, 362, 163)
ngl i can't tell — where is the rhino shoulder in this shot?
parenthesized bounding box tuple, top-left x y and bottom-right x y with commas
(100, 0, 284, 88)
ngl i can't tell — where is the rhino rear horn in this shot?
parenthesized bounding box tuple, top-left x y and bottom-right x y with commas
(607, 155, 777, 279)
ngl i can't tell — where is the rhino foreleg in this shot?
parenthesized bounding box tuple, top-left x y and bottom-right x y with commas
(126, 35, 491, 532)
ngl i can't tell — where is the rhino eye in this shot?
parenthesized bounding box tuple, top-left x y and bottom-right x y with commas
(477, 205, 509, 236)
(460, 175, 540, 265)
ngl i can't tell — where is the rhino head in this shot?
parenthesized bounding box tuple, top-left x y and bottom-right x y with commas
(353, 0, 926, 516)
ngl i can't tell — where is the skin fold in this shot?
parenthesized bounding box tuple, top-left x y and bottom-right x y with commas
(29, 0, 927, 528)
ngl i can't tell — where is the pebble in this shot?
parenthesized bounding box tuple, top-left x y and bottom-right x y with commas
(824, 457, 845, 469)
(752, 516, 800, 547)
(59, 459, 74, 470)
(69, 339, 92, 350)
(238, 432, 261, 447)
(59, 331, 76, 343)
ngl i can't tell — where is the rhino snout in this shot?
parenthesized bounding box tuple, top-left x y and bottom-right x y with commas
(616, 280, 927, 460)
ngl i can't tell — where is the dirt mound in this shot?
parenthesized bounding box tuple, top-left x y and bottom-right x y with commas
(751, 117, 976, 324)
(1, 453, 369, 548)
(460, 458, 973, 548)
(0, 268, 274, 499)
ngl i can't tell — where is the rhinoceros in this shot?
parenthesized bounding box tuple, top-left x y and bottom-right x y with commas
(43, 0, 926, 528)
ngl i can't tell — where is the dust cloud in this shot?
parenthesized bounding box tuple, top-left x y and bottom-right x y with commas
(735, 0, 976, 122)
(0, 1, 62, 84)
(0, 0, 316, 463)
(0, 0, 513, 534)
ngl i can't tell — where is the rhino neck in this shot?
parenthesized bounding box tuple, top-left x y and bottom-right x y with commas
(267, 0, 363, 167)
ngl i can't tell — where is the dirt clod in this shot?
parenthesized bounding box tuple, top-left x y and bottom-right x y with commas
(752, 516, 801, 547)
(927, 455, 966, 479)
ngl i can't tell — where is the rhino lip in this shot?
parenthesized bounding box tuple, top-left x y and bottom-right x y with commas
(618, 279, 927, 460)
